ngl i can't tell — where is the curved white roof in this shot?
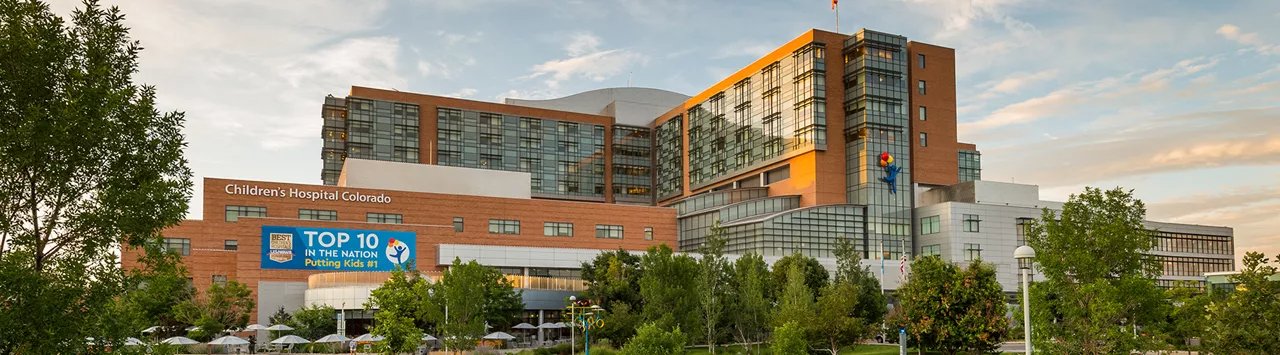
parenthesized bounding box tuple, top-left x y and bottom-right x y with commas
(504, 87, 688, 127)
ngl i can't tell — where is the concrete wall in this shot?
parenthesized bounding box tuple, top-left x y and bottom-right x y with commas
(339, 159, 531, 199)
(258, 281, 308, 324)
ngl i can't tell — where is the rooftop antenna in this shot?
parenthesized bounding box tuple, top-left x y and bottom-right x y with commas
(628, 71, 633, 87)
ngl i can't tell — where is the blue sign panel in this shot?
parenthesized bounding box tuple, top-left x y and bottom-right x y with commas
(260, 226, 415, 271)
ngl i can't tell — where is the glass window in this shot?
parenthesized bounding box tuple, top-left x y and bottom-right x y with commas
(917, 80, 926, 95)
(453, 217, 464, 232)
(543, 222, 573, 237)
(917, 53, 925, 68)
(964, 243, 982, 261)
(225, 205, 266, 222)
(299, 209, 337, 221)
(920, 215, 940, 235)
(489, 219, 521, 235)
(963, 214, 981, 233)
(162, 237, 190, 256)
(919, 132, 928, 147)
(919, 106, 927, 121)
(595, 225, 623, 239)
(212, 275, 228, 285)
(644, 227, 654, 240)
(921, 244, 941, 256)
(366, 213, 403, 224)
(1016, 218, 1033, 246)
(223, 239, 238, 251)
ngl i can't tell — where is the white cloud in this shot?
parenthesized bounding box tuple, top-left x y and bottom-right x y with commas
(444, 88, 478, 98)
(713, 40, 775, 59)
(417, 60, 454, 79)
(435, 30, 484, 46)
(1217, 24, 1280, 55)
(977, 69, 1058, 99)
(521, 32, 646, 89)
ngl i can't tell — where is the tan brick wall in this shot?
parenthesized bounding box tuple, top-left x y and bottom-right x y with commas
(121, 177, 677, 323)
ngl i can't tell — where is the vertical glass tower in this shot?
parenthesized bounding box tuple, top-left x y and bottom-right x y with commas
(843, 30, 913, 260)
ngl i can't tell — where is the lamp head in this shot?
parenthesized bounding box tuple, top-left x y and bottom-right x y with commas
(1013, 245, 1036, 260)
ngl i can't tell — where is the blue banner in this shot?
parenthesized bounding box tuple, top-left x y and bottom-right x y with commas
(260, 226, 415, 271)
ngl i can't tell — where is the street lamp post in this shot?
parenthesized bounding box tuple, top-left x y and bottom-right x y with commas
(1014, 245, 1036, 354)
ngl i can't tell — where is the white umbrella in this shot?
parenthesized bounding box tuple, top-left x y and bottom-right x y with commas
(314, 334, 350, 343)
(124, 337, 145, 346)
(536, 323, 560, 329)
(161, 336, 200, 345)
(208, 335, 250, 346)
(512, 323, 536, 330)
(244, 324, 268, 331)
(271, 335, 311, 344)
(266, 324, 294, 331)
(141, 326, 160, 334)
(421, 334, 438, 341)
(352, 333, 385, 342)
(483, 331, 516, 341)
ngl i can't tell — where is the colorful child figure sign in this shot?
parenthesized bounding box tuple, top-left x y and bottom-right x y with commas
(879, 151, 901, 194)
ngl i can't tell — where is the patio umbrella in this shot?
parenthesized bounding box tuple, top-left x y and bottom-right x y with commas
(421, 334, 438, 341)
(271, 335, 311, 345)
(536, 323, 560, 329)
(161, 336, 200, 345)
(125, 337, 145, 346)
(483, 331, 516, 341)
(266, 324, 294, 331)
(208, 336, 250, 346)
(314, 334, 350, 343)
(244, 324, 268, 331)
(512, 323, 536, 330)
(141, 326, 160, 334)
(352, 333, 385, 342)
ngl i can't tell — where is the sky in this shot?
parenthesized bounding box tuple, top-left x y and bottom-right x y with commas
(46, 0, 1280, 263)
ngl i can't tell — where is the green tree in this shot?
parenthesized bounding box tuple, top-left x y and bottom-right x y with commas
(695, 225, 729, 354)
(1203, 251, 1280, 354)
(289, 304, 337, 340)
(772, 263, 814, 329)
(366, 266, 428, 354)
(619, 322, 687, 355)
(1026, 187, 1166, 354)
(431, 258, 523, 352)
(119, 242, 194, 338)
(175, 280, 255, 341)
(0, 0, 192, 352)
(810, 239, 886, 354)
(770, 253, 828, 299)
(1164, 281, 1209, 349)
(639, 244, 699, 334)
(269, 307, 292, 327)
(581, 249, 643, 345)
(898, 256, 1008, 355)
(728, 252, 770, 352)
(770, 321, 808, 355)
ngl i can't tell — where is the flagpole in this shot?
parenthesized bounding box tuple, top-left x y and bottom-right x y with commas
(834, 0, 840, 33)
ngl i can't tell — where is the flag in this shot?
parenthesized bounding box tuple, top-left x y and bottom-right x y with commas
(832, 0, 838, 10)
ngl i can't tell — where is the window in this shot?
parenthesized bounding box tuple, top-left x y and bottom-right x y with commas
(917, 53, 925, 68)
(224, 239, 238, 251)
(162, 238, 190, 256)
(919, 106, 927, 121)
(299, 209, 337, 221)
(921, 244, 941, 256)
(544, 222, 573, 237)
(212, 275, 228, 285)
(366, 213, 403, 224)
(225, 205, 266, 222)
(917, 80, 926, 94)
(920, 215, 941, 235)
(1016, 218, 1034, 246)
(453, 217, 464, 232)
(489, 219, 521, 234)
(964, 243, 983, 261)
(963, 214, 981, 232)
(644, 227, 654, 240)
(919, 132, 928, 147)
(595, 225, 623, 239)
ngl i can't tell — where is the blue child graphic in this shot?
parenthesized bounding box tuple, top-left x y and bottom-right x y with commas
(878, 151, 900, 194)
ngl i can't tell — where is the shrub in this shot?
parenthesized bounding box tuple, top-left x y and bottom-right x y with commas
(771, 321, 808, 355)
(620, 322, 687, 355)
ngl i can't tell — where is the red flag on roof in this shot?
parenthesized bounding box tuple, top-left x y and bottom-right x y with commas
(832, 0, 838, 10)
